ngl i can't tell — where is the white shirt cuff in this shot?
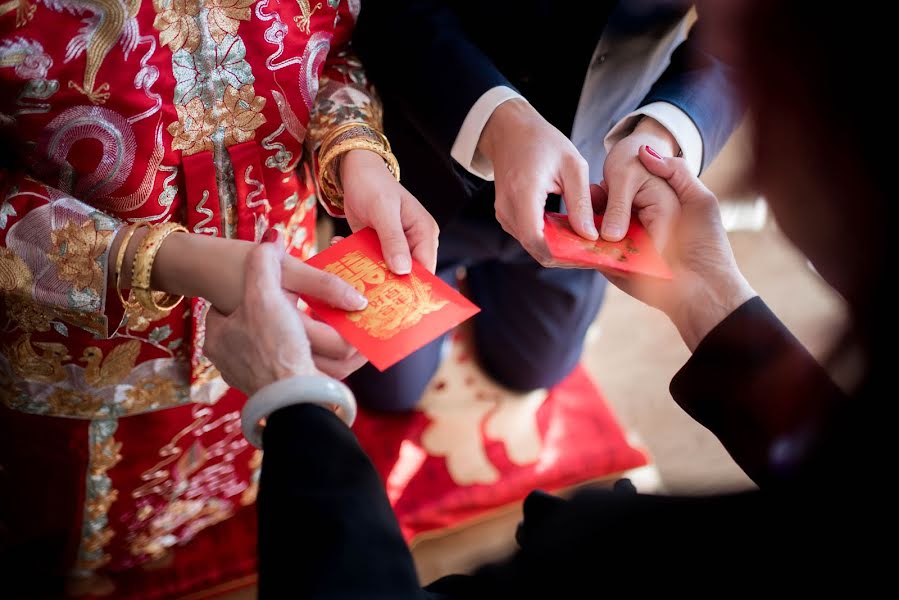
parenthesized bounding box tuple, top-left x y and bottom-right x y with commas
(604, 102, 704, 176)
(451, 85, 525, 181)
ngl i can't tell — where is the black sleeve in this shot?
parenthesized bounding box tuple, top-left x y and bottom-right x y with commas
(669, 297, 848, 487)
(257, 403, 426, 599)
(353, 1, 513, 159)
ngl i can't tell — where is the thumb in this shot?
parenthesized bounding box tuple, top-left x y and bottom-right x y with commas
(372, 208, 413, 275)
(638, 146, 712, 203)
(244, 232, 286, 303)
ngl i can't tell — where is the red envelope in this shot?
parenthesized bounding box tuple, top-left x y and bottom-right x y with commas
(543, 212, 673, 280)
(302, 228, 480, 371)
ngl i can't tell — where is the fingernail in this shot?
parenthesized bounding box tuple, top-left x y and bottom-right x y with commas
(644, 145, 662, 160)
(582, 219, 599, 239)
(603, 223, 624, 240)
(347, 290, 368, 311)
(390, 255, 412, 275)
(262, 228, 279, 244)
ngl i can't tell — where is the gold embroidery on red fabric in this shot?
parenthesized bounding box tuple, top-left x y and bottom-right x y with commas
(294, 0, 322, 35)
(74, 419, 122, 572)
(153, 0, 201, 52)
(48, 219, 114, 292)
(127, 405, 247, 559)
(42, 0, 145, 104)
(205, 0, 254, 43)
(5, 332, 70, 383)
(0, 0, 36, 28)
(81, 340, 142, 388)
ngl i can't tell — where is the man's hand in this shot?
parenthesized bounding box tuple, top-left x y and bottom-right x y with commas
(600, 117, 682, 249)
(341, 149, 440, 274)
(478, 99, 598, 265)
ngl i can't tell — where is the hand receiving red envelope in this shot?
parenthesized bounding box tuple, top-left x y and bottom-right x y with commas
(302, 228, 480, 371)
(543, 212, 672, 280)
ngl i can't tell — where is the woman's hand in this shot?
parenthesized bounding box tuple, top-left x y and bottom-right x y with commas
(204, 236, 322, 396)
(123, 228, 369, 380)
(607, 146, 756, 350)
(340, 149, 440, 274)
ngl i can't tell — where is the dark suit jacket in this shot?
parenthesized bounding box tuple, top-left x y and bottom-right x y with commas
(353, 1, 741, 226)
(257, 297, 882, 597)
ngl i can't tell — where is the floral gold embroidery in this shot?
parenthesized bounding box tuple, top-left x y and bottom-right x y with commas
(153, 0, 201, 53)
(5, 296, 54, 332)
(0, 246, 33, 295)
(123, 375, 179, 412)
(168, 96, 215, 155)
(6, 333, 71, 383)
(220, 84, 267, 146)
(81, 340, 142, 388)
(48, 219, 113, 292)
(46, 388, 106, 417)
(205, 0, 254, 45)
(124, 302, 168, 332)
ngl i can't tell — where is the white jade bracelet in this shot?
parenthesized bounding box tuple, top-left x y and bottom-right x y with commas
(241, 375, 357, 449)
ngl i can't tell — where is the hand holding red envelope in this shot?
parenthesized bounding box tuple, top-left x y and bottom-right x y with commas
(543, 212, 672, 280)
(302, 228, 480, 372)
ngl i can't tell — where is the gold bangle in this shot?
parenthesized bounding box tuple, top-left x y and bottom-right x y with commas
(318, 122, 388, 155)
(318, 138, 401, 210)
(114, 223, 147, 310)
(131, 222, 188, 313)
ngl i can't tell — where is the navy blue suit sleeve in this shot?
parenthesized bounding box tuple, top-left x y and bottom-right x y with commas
(640, 20, 743, 171)
(353, 1, 513, 159)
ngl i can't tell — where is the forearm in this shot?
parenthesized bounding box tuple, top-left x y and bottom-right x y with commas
(110, 227, 252, 315)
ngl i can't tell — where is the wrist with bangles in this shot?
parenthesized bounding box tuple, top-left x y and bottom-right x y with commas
(241, 375, 358, 448)
(316, 122, 400, 210)
(115, 222, 188, 314)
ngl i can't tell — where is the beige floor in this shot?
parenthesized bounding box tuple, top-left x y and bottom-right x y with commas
(219, 127, 848, 596)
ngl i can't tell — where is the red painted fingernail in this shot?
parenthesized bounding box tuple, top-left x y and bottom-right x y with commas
(645, 145, 662, 160)
(262, 228, 278, 244)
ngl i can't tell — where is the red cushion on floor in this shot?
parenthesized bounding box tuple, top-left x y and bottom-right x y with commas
(354, 360, 648, 543)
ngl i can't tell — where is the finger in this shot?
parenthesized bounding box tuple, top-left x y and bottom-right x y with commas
(634, 185, 680, 252)
(601, 168, 636, 243)
(282, 259, 368, 311)
(203, 307, 227, 357)
(590, 183, 608, 214)
(243, 241, 287, 309)
(510, 186, 548, 257)
(638, 146, 713, 204)
(403, 196, 440, 273)
(371, 203, 412, 275)
(559, 154, 598, 240)
(330, 236, 345, 246)
(300, 312, 359, 360)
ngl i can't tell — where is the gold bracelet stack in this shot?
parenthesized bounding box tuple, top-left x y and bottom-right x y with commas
(128, 222, 188, 313)
(114, 223, 146, 310)
(316, 122, 400, 210)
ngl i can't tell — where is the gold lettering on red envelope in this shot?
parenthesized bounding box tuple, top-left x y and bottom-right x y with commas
(543, 212, 671, 279)
(302, 228, 480, 371)
(324, 250, 449, 340)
